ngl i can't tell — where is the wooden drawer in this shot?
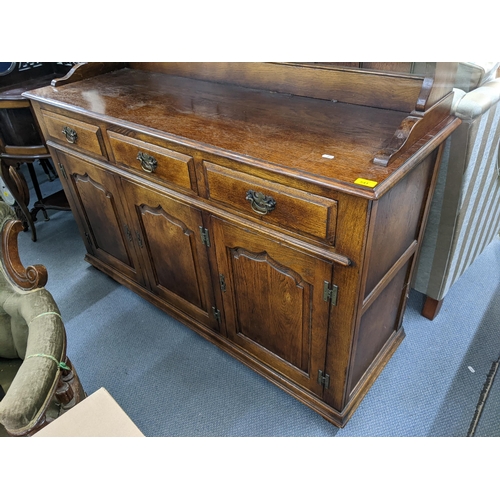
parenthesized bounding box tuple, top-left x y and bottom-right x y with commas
(205, 161, 338, 244)
(41, 109, 105, 158)
(107, 131, 196, 193)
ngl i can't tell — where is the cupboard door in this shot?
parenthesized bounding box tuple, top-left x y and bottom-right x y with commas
(52, 148, 146, 286)
(121, 179, 219, 330)
(211, 217, 333, 396)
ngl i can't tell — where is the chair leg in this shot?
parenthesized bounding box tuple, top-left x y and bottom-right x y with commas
(27, 162, 49, 221)
(422, 296, 444, 320)
(39, 158, 57, 182)
(27, 162, 44, 203)
(47, 158, 58, 180)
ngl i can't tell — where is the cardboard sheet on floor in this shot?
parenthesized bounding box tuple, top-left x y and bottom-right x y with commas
(34, 387, 144, 437)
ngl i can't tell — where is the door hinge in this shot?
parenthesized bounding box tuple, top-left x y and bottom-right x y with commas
(199, 226, 211, 247)
(212, 306, 221, 322)
(323, 281, 338, 305)
(219, 274, 226, 292)
(124, 224, 133, 243)
(84, 232, 92, 248)
(58, 163, 68, 180)
(317, 370, 330, 389)
(135, 230, 143, 248)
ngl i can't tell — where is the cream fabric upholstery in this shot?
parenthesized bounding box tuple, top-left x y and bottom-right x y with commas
(413, 65, 500, 306)
(453, 62, 500, 92)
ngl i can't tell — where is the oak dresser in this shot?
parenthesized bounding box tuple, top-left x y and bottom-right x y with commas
(24, 62, 461, 427)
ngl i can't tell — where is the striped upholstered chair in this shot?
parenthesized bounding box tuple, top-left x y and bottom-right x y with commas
(413, 62, 500, 320)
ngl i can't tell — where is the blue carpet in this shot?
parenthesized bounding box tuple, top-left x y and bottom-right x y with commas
(12, 161, 500, 437)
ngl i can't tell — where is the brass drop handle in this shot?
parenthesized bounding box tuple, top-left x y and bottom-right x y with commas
(137, 152, 158, 173)
(62, 126, 77, 144)
(245, 190, 276, 215)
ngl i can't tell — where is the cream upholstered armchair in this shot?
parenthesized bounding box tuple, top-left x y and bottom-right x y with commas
(0, 202, 85, 436)
(413, 62, 500, 319)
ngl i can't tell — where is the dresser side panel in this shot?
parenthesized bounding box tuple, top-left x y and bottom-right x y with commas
(363, 152, 437, 298)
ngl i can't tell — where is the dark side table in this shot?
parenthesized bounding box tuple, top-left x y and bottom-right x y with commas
(0, 62, 73, 241)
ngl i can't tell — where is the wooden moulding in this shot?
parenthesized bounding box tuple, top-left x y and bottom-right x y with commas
(373, 91, 457, 167)
(51, 62, 127, 87)
(373, 62, 458, 167)
(1, 219, 48, 289)
(131, 61, 425, 112)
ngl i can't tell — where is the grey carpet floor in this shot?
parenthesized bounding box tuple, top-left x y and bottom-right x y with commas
(11, 163, 500, 437)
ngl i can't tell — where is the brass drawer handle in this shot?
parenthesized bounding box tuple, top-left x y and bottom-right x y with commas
(62, 126, 77, 144)
(137, 152, 158, 173)
(245, 190, 276, 215)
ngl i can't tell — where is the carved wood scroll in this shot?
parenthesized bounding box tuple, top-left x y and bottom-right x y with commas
(51, 62, 127, 87)
(1, 219, 48, 289)
(373, 63, 458, 167)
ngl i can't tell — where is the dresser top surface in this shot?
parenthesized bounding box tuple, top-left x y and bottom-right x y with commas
(24, 68, 446, 192)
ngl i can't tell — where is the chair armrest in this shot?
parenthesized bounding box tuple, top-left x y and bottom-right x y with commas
(453, 78, 500, 120)
(0, 354, 60, 434)
(0, 289, 66, 435)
